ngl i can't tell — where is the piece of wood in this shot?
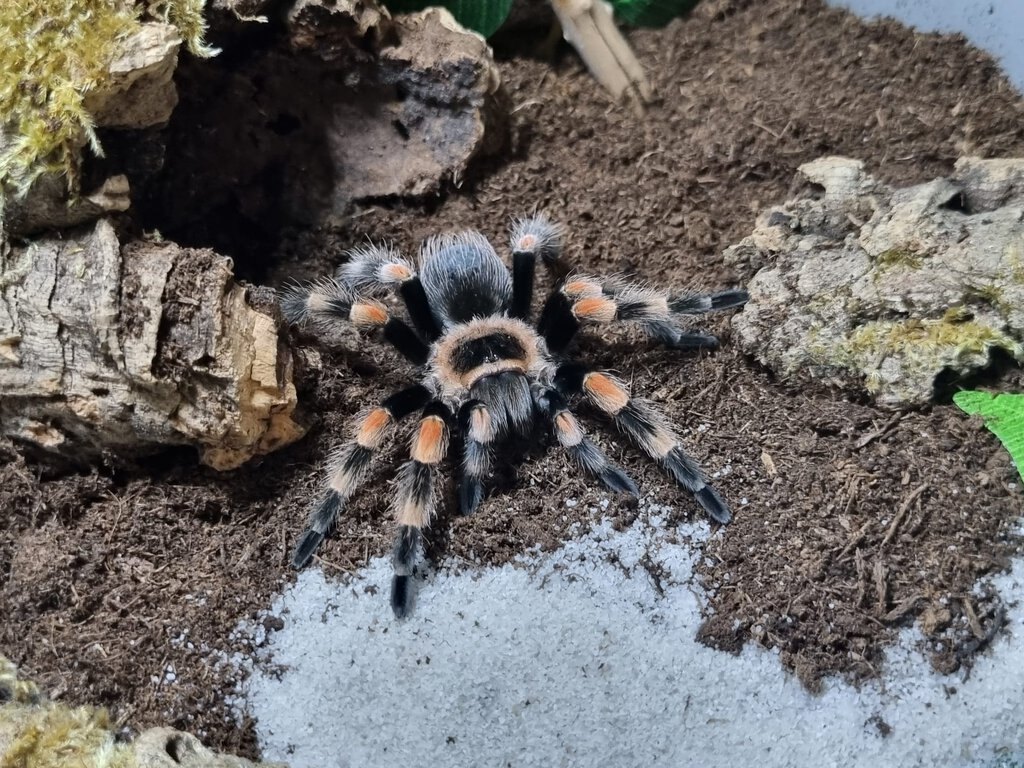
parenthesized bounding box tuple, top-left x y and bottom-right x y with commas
(0, 219, 304, 469)
(550, 0, 652, 113)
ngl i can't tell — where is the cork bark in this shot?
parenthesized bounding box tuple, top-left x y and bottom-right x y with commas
(0, 219, 304, 469)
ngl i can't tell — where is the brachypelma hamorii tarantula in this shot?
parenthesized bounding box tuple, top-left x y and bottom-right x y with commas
(281, 215, 748, 617)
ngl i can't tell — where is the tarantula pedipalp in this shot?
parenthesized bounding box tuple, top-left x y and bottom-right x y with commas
(281, 216, 748, 617)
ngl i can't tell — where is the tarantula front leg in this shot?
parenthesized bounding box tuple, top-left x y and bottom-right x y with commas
(280, 276, 430, 365)
(540, 275, 748, 353)
(336, 244, 442, 341)
(291, 384, 432, 569)
(508, 214, 566, 319)
(555, 364, 732, 524)
(535, 385, 638, 496)
(391, 402, 452, 618)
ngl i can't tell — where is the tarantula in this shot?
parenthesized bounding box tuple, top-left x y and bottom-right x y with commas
(281, 215, 747, 617)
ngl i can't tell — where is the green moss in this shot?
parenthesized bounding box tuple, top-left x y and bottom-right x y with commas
(0, 0, 215, 215)
(147, 0, 220, 56)
(0, 656, 40, 706)
(942, 306, 972, 324)
(1006, 243, 1024, 284)
(0, 656, 134, 768)
(1, 705, 134, 768)
(970, 283, 1006, 307)
(842, 317, 1023, 366)
(872, 246, 925, 272)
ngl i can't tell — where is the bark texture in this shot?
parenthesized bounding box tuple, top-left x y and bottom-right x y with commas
(0, 219, 303, 469)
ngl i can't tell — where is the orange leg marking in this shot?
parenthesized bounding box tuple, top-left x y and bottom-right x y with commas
(356, 408, 393, 449)
(411, 416, 448, 464)
(584, 372, 630, 415)
(572, 296, 617, 323)
(563, 278, 603, 298)
(469, 406, 493, 443)
(554, 411, 583, 446)
(350, 301, 389, 328)
(382, 263, 413, 282)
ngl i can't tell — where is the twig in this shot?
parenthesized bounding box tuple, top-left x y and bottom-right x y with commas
(882, 483, 928, 547)
(854, 411, 904, 450)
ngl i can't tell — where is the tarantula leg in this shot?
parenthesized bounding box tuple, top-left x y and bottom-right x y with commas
(509, 214, 566, 319)
(391, 401, 452, 618)
(556, 366, 731, 524)
(456, 401, 494, 516)
(280, 277, 430, 365)
(291, 384, 431, 569)
(669, 289, 750, 315)
(536, 387, 638, 496)
(537, 292, 581, 353)
(336, 245, 442, 341)
(561, 276, 749, 351)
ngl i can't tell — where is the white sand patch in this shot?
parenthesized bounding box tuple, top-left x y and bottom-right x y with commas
(232, 507, 1024, 768)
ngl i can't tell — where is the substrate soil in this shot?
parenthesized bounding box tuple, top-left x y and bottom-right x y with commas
(3, 0, 1024, 758)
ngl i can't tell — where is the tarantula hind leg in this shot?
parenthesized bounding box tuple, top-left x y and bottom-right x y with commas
(536, 386, 639, 497)
(455, 400, 494, 516)
(558, 366, 732, 524)
(291, 384, 431, 569)
(390, 403, 451, 618)
(391, 525, 421, 618)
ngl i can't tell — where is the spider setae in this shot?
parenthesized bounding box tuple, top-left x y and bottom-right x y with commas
(281, 215, 748, 617)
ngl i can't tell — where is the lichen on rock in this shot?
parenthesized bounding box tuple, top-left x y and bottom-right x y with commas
(0, 655, 281, 768)
(727, 156, 1024, 407)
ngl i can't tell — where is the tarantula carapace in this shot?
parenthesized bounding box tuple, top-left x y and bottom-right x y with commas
(281, 216, 748, 617)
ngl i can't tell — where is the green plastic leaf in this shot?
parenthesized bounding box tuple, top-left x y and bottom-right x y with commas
(385, 0, 514, 37)
(609, 0, 701, 28)
(953, 391, 1024, 481)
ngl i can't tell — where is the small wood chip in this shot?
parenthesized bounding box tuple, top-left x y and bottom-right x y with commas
(882, 483, 928, 547)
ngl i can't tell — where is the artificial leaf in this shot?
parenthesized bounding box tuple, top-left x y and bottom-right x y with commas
(953, 391, 1024, 481)
(609, 0, 702, 28)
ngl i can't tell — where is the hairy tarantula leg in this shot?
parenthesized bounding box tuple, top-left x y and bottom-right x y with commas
(280, 277, 430, 365)
(508, 214, 566, 319)
(336, 244, 442, 341)
(668, 289, 750, 315)
(555, 366, 731, 524)
(536, 387, 638, 496)
(291, 384, 432, 569)
(537, 291, 581, 353)
(456, 401, 494, 516)
(391, 401, 452, 618)
(561, 277, 750, 350)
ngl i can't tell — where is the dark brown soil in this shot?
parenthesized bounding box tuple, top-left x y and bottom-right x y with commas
(3, 0, 1024, 759)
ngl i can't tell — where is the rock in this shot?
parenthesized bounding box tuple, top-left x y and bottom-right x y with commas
(0, 220, 304, 469)
(290, 1, 506, 198)
(288, 0, 393, 56)
(1, 173, 133, 237)
(134, 728, 286, 767)
(83, 22, 182, 129)
(726, 156, 1024, 407)
(0, 656, 282, 767)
